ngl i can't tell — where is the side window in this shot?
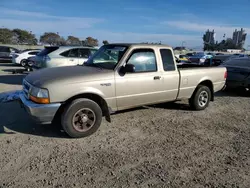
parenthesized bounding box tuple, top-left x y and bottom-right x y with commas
(60, 50, 70, 57)
(0, 47, 10, 52)
(79, 49, 90, 58)
(160, 49, 176, 71)
(127, 49, 157, 73)
(90, 49, 98, 55)
(28, 51, 39, 55)
(68, 49, 79, 58)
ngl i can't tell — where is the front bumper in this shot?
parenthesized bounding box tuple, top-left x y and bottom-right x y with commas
(19, 92, 61, 124)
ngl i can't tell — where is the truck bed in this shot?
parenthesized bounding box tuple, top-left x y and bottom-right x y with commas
(177, 66, 226, 100)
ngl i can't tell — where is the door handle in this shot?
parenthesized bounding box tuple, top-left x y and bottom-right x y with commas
(153, 76, 161, 80)
(69, 59, 74, 61)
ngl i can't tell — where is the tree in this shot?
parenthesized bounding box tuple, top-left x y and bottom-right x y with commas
(12, 29, 37, 45)
(85, 37, 98, 46)
(40, 32, 61, 45)
(0, 28, 13, 44)
(103, 40, 109, 45)
(58, 37, 66, 46)
(66, 36, 81, 46)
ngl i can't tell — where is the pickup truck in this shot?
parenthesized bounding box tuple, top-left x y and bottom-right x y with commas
(19, 43, 227, 138)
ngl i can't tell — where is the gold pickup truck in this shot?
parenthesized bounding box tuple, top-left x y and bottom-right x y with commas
(20, 43, 227, 138)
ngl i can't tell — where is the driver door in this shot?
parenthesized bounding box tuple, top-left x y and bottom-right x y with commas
(115, 48, 163, 110)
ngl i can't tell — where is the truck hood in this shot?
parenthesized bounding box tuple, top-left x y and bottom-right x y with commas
(25, 65, 114, 87)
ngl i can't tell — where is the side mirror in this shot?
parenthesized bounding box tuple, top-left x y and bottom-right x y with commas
(124, 64, 135, 73)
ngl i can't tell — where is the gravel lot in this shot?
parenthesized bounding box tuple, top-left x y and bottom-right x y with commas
(0, 63, 250, 188)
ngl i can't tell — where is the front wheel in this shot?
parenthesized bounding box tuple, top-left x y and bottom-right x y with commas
(189, 85, 211, 110)
(61, 98, 103, 138)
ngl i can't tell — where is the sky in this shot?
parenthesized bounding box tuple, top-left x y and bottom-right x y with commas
(0, 0, 250, 48)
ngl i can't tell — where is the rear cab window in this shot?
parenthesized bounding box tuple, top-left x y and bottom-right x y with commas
(160, 49, 176, 71)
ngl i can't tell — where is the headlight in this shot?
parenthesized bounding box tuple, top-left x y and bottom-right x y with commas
(200, 58, 205, 63)
(29, 86, 50, 104)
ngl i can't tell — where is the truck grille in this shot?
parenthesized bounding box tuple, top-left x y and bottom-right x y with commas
(22, 79, 31, 99)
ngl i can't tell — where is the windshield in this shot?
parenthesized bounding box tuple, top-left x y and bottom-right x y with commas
(84, 45, 128, 70)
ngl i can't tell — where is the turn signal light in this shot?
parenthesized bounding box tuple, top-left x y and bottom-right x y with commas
(30, 95, 50, 104)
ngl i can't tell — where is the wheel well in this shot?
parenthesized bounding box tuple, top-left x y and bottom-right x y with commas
(53, 93, 111, 124)
(192, 80, 214, 101)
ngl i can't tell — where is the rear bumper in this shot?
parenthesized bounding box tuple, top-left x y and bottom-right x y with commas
(19, 92, 61, 124)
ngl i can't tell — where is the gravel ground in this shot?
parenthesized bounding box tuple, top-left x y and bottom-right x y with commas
(0, 63, 250, 188)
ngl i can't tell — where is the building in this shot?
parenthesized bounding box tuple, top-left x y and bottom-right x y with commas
(232, 28, 247, 48)
(203, 29, 215, 45)
(226, 49, 242, 53)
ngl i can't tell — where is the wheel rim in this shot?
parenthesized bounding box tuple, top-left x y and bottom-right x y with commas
(21, 61, 26, 66)
(198, 91, 209, 107)
(72, 108, 96, 132)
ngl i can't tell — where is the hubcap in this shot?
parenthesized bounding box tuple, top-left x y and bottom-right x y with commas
(198, 91, 208, 107)
(72, 108, 96, 132)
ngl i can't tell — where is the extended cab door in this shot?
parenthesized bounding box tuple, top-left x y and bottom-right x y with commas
(158, 48, 179, 100)
(115, 48, 165, 110)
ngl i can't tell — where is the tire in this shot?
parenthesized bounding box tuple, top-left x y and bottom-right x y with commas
(189, 85, 211, 110)
(27, 61, 33, 67)
(61, 98, 102, 138)
(20, 59, 26, 67)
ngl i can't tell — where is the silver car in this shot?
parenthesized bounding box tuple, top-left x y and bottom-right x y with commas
(33, 46, 98, 69)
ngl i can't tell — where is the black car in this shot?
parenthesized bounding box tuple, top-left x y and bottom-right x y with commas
(0, 46, 20, 62)
(220, 58, 250, 91)
(185, 52, 196, 57)
(215, 53, 224, 55)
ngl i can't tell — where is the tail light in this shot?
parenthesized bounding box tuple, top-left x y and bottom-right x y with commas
(224, 71, 227, 79)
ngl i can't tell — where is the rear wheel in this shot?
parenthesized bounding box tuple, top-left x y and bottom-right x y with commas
(61, 98, 102, 138)
(20, 59, 26, 67)
(189, 85, 211, 110)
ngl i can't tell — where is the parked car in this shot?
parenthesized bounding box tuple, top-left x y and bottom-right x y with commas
(12, 49, 41, 66)
(207, 52, 215, 56)
(189, 52, 213, 65)
(185, 52, 196, 58)
(175, 54, 190, 62)
(0, 46, 20, 62)
(220, 58, 250, 91)
(25, 56, 36, 67)
(215, 53, 224, 55)
(19, 43, 227, 138)
(224, 54, 249, 63)
(33, 46, 98, 69)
